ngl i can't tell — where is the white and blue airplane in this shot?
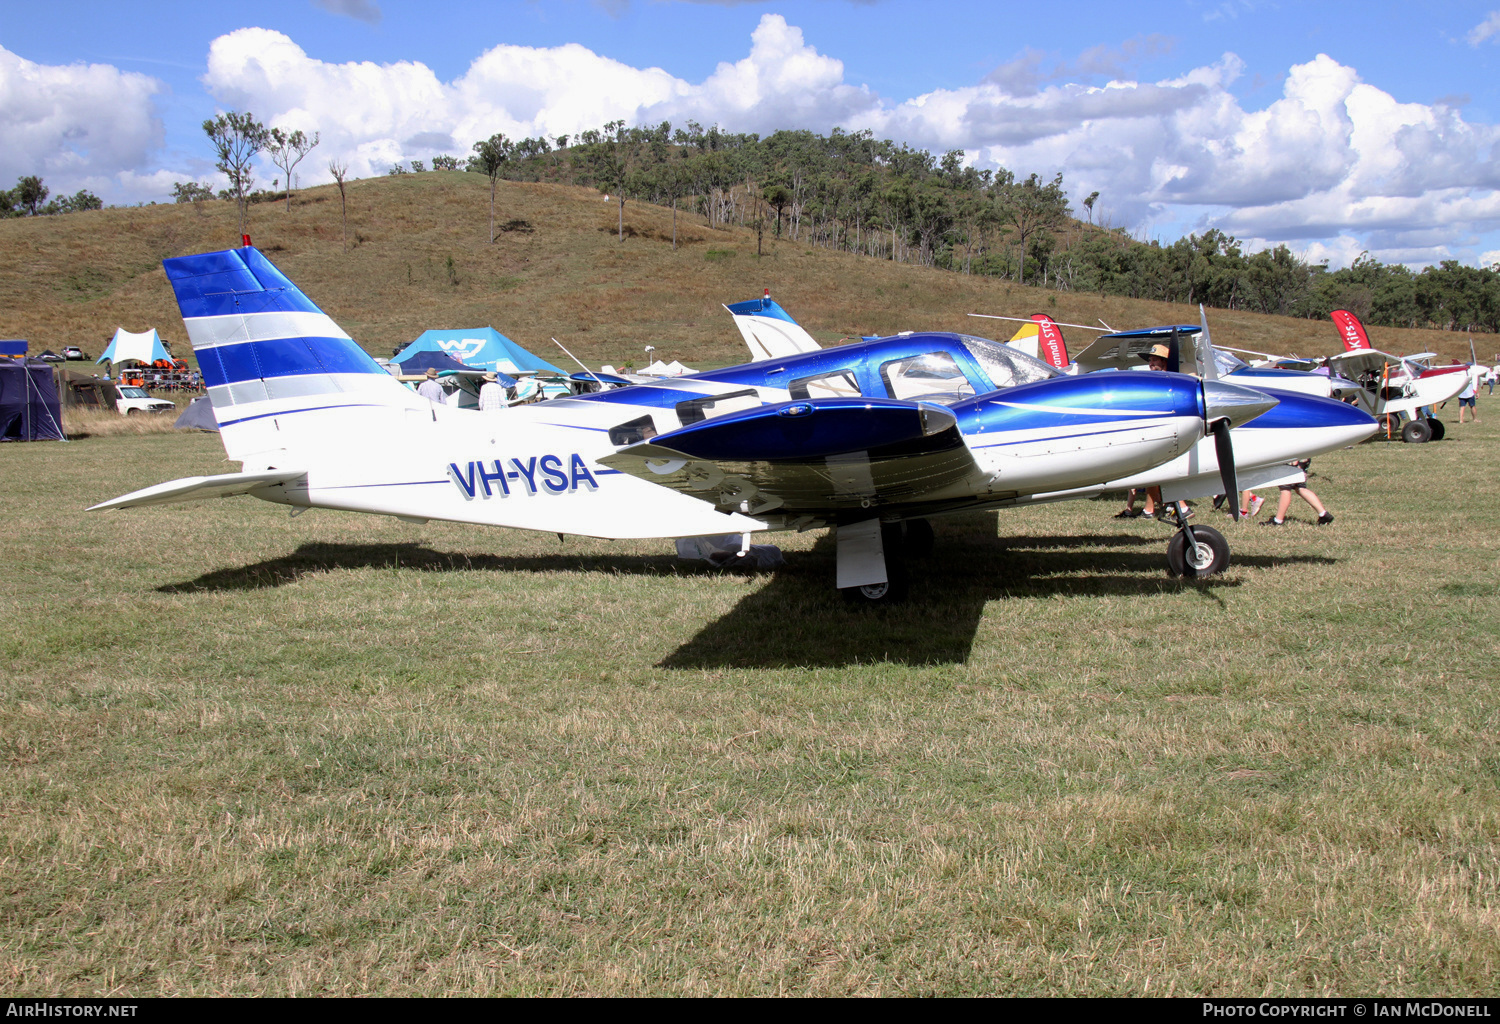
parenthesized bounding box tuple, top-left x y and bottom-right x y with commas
(91, 247, 1373, 601)
(730, 299, 1380, 529)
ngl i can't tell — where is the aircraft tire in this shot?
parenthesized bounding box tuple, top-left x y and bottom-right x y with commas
(842, 523, 910, 604)
(1426, 417, 1446, 441)
(1166, 525, 1230, 578)
(1401, 419, 1432, 444)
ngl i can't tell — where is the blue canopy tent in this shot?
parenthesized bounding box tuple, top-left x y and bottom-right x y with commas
(97, 328, 172, 367)
(391, 350, 515, 386)
(0, 359, 65, 441)
(395, 327, 562, 377)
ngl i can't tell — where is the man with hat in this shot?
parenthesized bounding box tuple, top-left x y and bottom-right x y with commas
(417, 366, 447, 405)
(477, 371, 506, 411)
(1140, 342, 1187, 523)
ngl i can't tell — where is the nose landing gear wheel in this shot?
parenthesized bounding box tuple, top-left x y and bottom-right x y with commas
(1166, 525, 1230, 578)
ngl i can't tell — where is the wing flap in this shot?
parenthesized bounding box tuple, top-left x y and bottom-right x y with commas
(599, 398, 981, 514)
(88, 469, 307, 511)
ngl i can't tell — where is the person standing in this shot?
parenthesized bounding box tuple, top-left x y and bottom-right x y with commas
(477, 371, 506, 411)
(1140, 343, 1184, 521)
(1260, 460, 1334, 527)
(417, 367, 447, 405)
(1458, 371, 1479, 424)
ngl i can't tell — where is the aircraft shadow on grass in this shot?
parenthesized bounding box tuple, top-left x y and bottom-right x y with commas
(159, 514, 1334, 668)
(659, 514, 1334, 669)
(155, 542, 691, 593)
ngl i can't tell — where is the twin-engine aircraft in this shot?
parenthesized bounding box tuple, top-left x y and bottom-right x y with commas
(92, 247, 1373, 601)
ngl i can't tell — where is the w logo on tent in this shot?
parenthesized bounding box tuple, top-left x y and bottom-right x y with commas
(437, 338, 487, 362)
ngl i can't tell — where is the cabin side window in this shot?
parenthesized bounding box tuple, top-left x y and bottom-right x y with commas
(609, 415, 657, 445)
(788, 370, 862, 400)
(879, 352, 976, 405)
(675, 389, 761, 426)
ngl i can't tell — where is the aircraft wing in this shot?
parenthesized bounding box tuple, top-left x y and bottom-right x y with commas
(598, 398, 978, 516)
(89, 469, 307, 511)
(1070, 324, 1201, 374)
(1327, 349, 1399, 376)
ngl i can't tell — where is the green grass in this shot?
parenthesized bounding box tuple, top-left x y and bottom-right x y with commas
(2, 408, 1498, 996)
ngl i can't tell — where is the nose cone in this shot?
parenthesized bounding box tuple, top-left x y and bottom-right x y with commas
(1202, 379, 1278, 428)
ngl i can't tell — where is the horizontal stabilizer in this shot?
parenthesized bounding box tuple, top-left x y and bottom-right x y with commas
(88, 469, 306, 511)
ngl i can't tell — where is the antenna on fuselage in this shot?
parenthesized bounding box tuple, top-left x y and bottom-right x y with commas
(550, 337, 604, 391)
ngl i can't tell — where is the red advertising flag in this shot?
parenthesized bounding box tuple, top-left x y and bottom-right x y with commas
(1031, 314, 1070, 369)
(1331, 309, 1372, 351)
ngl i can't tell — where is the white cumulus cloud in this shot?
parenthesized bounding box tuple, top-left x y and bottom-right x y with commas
(21, 14, 1499, 268)
(0, 46, 165, 202)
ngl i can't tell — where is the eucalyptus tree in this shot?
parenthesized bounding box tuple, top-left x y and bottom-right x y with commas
(204, 111, 270, 237)
(328, 159, 350, 252)
(267, 127, 319, 210)
(471, 133, 511, 242)
(1001, 172, 1069, 286)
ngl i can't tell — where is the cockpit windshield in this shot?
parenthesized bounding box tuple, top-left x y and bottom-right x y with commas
(959, 334, 1065, 389)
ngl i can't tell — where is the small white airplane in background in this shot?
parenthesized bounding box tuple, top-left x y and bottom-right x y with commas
(1324, 310, 1470, 443)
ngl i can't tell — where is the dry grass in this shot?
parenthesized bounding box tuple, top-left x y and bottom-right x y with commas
(61, 401, 191, 439)
(0, 411, 1498, 995)
(0, 173, 1483, 373)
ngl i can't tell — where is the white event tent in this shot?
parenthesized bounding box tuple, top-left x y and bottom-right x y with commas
(96, 328, 172, 366)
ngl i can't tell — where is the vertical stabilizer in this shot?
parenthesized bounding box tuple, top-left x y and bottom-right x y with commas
(164, 247, 420, 464)
(723, 291, 822, 361)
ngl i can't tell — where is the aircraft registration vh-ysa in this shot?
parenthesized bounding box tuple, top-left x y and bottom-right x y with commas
(91, 247, 1375, 602)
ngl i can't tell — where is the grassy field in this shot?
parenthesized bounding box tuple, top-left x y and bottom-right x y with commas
(2, 400, 1498, 995)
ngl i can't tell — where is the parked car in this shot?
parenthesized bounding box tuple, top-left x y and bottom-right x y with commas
(62, 346, 87, 360)
(113, 385, 175, 416)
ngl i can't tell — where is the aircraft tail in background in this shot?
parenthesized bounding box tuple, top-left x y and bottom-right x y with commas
(1331, 309, 1373, 352)
(724, 290, 823, 361)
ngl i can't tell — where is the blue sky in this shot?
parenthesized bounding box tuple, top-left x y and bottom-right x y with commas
(5, 1, 1500, 268)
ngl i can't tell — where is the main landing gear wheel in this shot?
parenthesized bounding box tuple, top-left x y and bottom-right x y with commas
(841, 522, 910, 604)
(1426, 417, 1446, 441)
(1166, 525, 1230, 578)
(1377, 413, 1401, 439)
(1401, 419, 1433, 444)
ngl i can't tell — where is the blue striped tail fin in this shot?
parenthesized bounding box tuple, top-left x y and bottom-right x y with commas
(163, 247, 416, 461)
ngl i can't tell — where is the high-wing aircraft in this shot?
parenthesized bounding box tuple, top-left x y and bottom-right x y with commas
(91, 247, 1374, 601)
(1325, 310, 1469, 443)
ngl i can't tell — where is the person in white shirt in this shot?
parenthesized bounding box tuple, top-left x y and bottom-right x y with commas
(417, 367, 446, 405)
(477, 371, 505, 411)
(1458, 371, 1479, 424)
